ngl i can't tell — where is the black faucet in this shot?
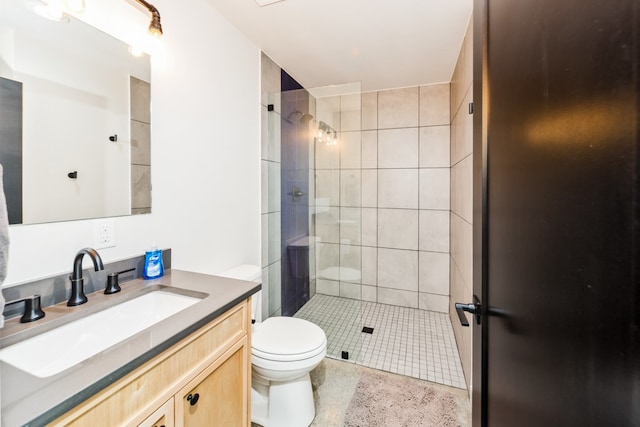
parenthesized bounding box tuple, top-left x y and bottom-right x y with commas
(68, 247, 104, 306)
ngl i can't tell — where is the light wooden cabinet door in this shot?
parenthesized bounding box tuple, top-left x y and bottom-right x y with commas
(47, 300, 251, 427)
(175, 338, 249, 427)
(138, 398, 174, 427)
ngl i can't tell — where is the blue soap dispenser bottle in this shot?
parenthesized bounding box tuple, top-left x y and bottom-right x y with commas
(143, 243, 164, 279)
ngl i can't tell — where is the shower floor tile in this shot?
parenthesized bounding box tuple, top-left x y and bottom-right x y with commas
(294, 294, 467, 389)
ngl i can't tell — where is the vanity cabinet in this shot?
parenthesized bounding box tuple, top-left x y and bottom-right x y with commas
(138, 399, 174, 427)
(48, 299, 251, 427)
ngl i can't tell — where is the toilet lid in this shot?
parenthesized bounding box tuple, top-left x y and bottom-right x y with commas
(252, 317, 326, 358)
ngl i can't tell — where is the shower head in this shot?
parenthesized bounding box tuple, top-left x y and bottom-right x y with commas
(300, 113, 314, 124)
(285, 109, 314, 125)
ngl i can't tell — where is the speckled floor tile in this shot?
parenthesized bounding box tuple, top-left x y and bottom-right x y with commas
(309, 358, 471, 427)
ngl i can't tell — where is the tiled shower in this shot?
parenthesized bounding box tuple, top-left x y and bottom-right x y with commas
(260, 15, 473, 389)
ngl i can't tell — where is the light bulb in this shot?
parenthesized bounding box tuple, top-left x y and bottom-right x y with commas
(318, 129, 323, 138)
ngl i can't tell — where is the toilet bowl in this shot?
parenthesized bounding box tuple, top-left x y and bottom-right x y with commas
(218, 265, 327, 427)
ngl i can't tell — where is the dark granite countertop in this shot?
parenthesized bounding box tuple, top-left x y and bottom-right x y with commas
(0, 269, 260, 427)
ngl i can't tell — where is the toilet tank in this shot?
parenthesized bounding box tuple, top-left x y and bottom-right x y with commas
(218, 264, 262, 322)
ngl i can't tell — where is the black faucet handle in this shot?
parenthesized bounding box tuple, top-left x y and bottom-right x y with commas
(5, 295, 45, 323)
(105, 268, 136, 294)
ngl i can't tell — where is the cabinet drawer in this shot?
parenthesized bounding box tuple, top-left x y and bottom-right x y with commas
(48, 300, 249, 427)
(138, 398, 174, 427)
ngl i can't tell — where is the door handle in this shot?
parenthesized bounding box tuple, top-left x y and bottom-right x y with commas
(454, 295, 482, 327)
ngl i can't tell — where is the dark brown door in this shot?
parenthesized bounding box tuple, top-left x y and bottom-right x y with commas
(472, 0, 640, 425)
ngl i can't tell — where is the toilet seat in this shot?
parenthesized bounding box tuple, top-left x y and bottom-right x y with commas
(252, 317, 326, 362)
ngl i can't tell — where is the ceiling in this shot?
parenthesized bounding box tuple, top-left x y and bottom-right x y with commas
(206, 0, 473, 93)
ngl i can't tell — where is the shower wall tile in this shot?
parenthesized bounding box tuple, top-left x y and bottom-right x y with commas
(340, 244, 361, 282)
(340, 170, 361, 207)
(362, 208, 377, 247)
(316, 207, 340, 244)
(340, 207, 361, 246)
(316, 96, 341, 130)
(261, 52, 281, 110)
(419, 251, 450, 295)
(308, 167, 316, 202)
(130, 77, 150, 123)
(419, 83, 450, 126)
(261, 105, 269, 160)
(419, 169, 450, 210)
(268, 260, 282, 316)
(317, 279, 340, 296)
(340, 131, 361, 169)
(261, 161, 268, 214)
(340, 93, 361, 132)
(130, 121, 150, 165)
(362, 92, 378, 130)
(261, 267, 269, 321)
(378, 248, 418, 292)
(378, 209, 419, 250)
(316, 138, 340, 170)
(451, 88, 473, 165)
(449, 18, 473, 389)
(362, 285, 377, 302)
(418, 293, 449, 313)
(451, 21, 473, 120)
(340, 282, 361, 299)
(378, 169, 419, 209)
(310, 278, 316, 299)
(268, 212, 281, 265)
(451, 154, 473, 222)
(261, 214, 268, 268)
(419, 210, 450, 253)
(362, 130, 378, 169)
(362, 246, 377, 285)
(361, 169, 378, 208)
(378, 87, 419, 129)
(378, 128, 419, 169)
(305, 83, 454, 314)
(267, 161, 281, 213)
(419, 126, 450, 168)
(131, 165, 151, 209)
(316, 170, 340, 206)
(378, 287, 419, 309)
(451, 212, 473, 290)
(317, 242, 340, 278)
(309, 243, 317, 281)
(268, 111, 281, 162)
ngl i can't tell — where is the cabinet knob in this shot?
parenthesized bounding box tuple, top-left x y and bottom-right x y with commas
(186, 393, 200, 406)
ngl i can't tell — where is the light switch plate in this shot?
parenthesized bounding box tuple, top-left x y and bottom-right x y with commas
(93, 219, 116, 249)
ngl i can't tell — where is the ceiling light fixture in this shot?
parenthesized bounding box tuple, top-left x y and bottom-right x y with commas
(317, 121, 338, 146)
(134, 0, 163, 37)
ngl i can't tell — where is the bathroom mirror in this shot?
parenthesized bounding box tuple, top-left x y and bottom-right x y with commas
(0, 0, 151, 225)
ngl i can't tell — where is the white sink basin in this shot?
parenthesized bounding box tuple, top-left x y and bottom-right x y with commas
(0, 291, 201, 378)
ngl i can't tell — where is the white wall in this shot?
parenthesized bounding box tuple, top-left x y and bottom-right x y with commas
(3, 0, 261, 286)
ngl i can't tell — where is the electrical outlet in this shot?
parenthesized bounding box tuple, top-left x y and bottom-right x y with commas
(93, 219, 116, 249)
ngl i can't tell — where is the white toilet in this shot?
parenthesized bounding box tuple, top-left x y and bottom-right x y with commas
(219, 265, 327, 427)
